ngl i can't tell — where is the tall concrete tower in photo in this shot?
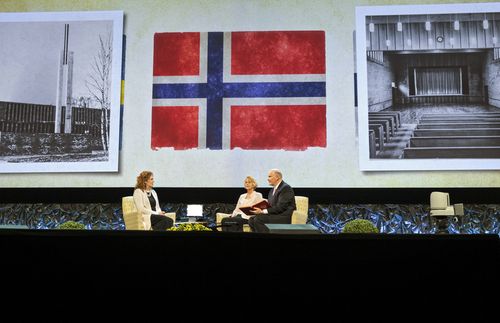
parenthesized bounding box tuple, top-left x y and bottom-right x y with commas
(55, 23, 74, 133)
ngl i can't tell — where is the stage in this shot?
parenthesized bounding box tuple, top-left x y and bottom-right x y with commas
(1, 229, 498, 294)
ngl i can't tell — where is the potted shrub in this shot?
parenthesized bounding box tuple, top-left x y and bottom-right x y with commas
(342, 219, 379, 233)
(57, 221, 86, 230)
(168, 223, 211, 231)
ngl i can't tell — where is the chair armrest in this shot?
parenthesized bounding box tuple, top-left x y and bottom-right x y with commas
(291, 210, 308, 224)
(216, 212, 232, 224)
(165, 212, 176, 223)
(123, 210, 145, 230)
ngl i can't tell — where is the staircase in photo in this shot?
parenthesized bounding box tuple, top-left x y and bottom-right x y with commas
(403, 112, 500, 158)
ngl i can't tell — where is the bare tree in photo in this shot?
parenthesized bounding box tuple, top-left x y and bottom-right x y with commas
(86, 32, 112, 151)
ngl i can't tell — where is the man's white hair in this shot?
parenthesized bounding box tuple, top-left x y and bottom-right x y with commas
(269, 168, 282, 179)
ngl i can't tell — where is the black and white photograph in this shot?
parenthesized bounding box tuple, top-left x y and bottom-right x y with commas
(356, 3, 500, 171)
(0, 11, 123, 172)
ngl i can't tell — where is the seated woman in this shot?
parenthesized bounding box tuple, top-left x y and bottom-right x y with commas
(221, 176, 263, 232)
(133, 170, 174, 231)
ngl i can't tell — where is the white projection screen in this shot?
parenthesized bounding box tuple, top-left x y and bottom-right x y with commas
(0, 0, 499, 189)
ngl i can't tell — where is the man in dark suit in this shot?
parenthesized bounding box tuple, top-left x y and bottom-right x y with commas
(248, 169, 296, 233)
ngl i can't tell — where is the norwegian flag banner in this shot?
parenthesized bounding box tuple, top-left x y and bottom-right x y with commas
(152, 31, 326, 150)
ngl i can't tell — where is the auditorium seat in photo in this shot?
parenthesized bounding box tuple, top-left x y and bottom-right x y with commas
(121, 196, 176, 230)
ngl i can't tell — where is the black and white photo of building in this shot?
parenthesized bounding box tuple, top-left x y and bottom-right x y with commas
(0, 11, 123, 172)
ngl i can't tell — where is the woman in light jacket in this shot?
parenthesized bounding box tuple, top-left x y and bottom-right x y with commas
(133, 170, 173, 231)
(221, 176, 263, 232)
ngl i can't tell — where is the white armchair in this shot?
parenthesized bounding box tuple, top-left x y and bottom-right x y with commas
(216, 195, 309, 231)
(122, 196, 176, 230)
(429, 192, 454, 217)
(291, 196, 309, 224)
(216, 212, 231, 225)
(429, 191, 464, 233)
(215, 212, 252, 232)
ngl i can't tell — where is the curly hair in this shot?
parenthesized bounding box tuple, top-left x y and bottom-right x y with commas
(135, 170, 153, 190)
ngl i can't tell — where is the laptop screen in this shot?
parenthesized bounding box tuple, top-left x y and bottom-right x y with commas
(187, 204, 203, 217)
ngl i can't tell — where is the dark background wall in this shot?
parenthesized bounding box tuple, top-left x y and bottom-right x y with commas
(1, 187, 498, 234)
(2, 187, 498, 204)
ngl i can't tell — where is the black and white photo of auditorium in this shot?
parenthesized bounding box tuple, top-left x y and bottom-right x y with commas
(357, 4, 500, 169)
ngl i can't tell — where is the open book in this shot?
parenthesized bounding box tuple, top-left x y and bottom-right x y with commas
(239, 199, 270, 215)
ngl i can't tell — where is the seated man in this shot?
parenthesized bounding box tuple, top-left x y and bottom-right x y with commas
(248, 169, 296, 233)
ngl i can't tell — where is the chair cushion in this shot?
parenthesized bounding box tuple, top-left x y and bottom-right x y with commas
(430, 206, 455, 216)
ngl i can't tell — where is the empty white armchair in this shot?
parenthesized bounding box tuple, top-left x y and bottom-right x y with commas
(429, 191, 465, 233)
(429, 191, 455, 217)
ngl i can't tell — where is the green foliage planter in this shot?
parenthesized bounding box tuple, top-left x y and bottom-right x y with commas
(342, 219, 379, 233)
(168, 223, 211, 231)
(57, 221, 86, 230)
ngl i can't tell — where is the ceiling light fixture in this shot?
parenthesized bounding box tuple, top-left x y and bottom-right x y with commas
(386, 16, 391, 48)
(454, 14, 460, 31)
(397, 15, 403, 32)
(449, 15, 454, 47)
(493, 13, 497, 44)
(369, 16, 374, 33)
(406, 15, 412, 47)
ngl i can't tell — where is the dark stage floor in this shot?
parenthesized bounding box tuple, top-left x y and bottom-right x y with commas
(0, 229, 498, 296)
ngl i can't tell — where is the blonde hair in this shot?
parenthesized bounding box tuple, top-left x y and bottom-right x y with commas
(135, 170, 153, 190)
(245, 176, 258, 189)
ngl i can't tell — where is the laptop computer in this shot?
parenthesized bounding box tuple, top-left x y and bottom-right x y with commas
(186, 204, 203, 222)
